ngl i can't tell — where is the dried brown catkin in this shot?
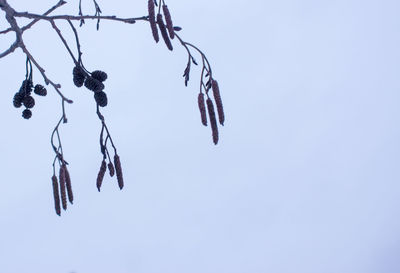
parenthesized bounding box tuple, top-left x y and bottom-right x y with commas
(157, 14, 173, 51)
(211, 79, 225, 126)
(108, 162, 115, 177)
(114, 154, 124, 190)
(206, 98, 219, 145)
(52, 175, 61, 216)
(162, 5, 174, 39)
(96, 160, 107, 192)
(64, 165, 73, 204)
(148, 0, 159, 43)
(59, 165, 67, 210)
(198, 93, 207, 126)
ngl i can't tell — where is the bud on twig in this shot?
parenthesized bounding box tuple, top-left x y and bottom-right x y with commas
(211, 79, 225, 125)
(52, 175, 61, 216)
(96, 160, 107, 192)
(162, 5, 174, 39)
(206, 98, 219, 145)
(114, 154, 124, 190)
(198, 93, 207, 126)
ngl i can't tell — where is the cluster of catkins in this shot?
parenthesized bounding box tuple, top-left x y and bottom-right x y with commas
(51, 163, 74, 216)
(96, 154, 124, 192)
(12, 79, 47, 119)
(72, 65, 108, 107)
(148, 0, 175, 51)
(197, 79, 225, 145)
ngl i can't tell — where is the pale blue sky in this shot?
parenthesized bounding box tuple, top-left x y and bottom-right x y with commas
(0, 0, 400, 272)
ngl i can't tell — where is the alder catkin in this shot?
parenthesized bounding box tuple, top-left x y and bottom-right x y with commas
(108, 162, 115, 177)
(157, 14, 173, 51)
(59, 165, 67, 210)
(114, 154, 124, 190)
(206, 98, 219, 145)
(148, 0, 159, 43)
(64, 165, 73, 204)
(96, 160, 107, 192)
(211, 79, 225, 126)
(162, 5, 174, 39)
(198, 93, 207, 126)
(52, 175, 61, 216)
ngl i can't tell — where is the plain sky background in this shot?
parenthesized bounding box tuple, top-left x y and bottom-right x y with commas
(1, 0, 400, 272)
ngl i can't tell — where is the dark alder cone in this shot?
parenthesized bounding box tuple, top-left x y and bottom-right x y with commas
(13, 92, 24, 108)
(23, 95, 35, 109)
(22, 109, 32, 119)
(73, 66, 86, 87)
(148, 0, 159, 43)
(91, 70, 108, 82)
(162, 5, 175, 39)
(64, 165, 73, 204)
(20, 79, 33, 95)
(108, 162, 115, 177)
(114, 154, 124, 190)
(94, 91, 108, 107)
(211, 80, 225, 125)
(34, 84, 47, 96)
(157, 14, 173, 51)
(59, 165, 67, 210)
(206, 98, 219, 145)
(52, 175, 61, 216)
(96, 160, 107, 192)
(85, 76, 105, 92)
(198, 93, 207, 126)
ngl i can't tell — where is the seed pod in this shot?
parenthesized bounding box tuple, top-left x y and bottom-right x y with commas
(198, 93, 207, 126)
(52, 175, 61, 216)
(34, 84, 47, 96)
(91, 70, 108, 82)
(148, 0, 159, 43)
(22, 109, 32, 119)
(64, 165, 73, 204)
(94, 91, 108, 107)
(114, 154, 124, 190)
(96, 160, 107, 192)
(23, 95, 35, 108)
(206, 98, 219, 145)
(162, 5, 174, 39)
(73, 66, 86, 87)
(59, 165, 67, 210)
(108, 162, 115, 177)
(13, 92, 24, 108)
(211, 80, 225, 125)
(157, 14, 173, 51)
(84, 76, 105, 92)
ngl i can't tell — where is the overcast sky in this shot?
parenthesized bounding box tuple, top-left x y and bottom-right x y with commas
(1, 0, 400, 272)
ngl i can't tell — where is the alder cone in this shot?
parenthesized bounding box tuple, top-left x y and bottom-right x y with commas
(73, 66, 86, 87)
(91, 70, 108, 82)
(85, 76, 105, 92)
(34, 84, 47, 96)
(23, 95, 35, 109)
(94, 91, 108, 107)
(22, 109, 32, 119)
(13, 92, 24, 108)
